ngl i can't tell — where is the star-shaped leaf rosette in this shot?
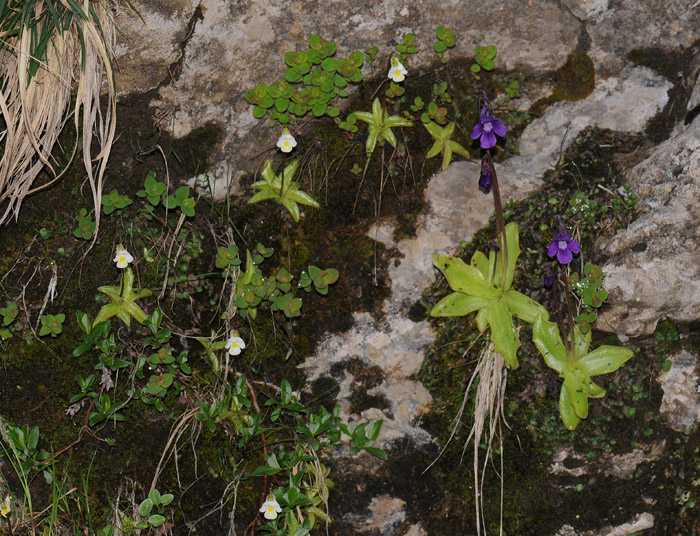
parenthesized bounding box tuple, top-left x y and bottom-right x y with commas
(424, 120, 470, 171)
(249, 159, 320, 222)
(93, 266, 152, 328)
(353, 97, 412, 156)
(532, 314, 633, 430)
(430, 222, 548, 369)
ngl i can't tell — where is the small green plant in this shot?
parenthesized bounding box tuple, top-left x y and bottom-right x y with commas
(136, 171, 167, 206)
(336, 112, 359, 134)
(424, 120, 470, 171)
(101, 189, 133, 215)
(3, 423, 50, 476)
(570, 262, 608, 333)
(245, 35, 364, 126)
(0, 300, 19, 340)
(431, 222, 548, 368)
(74, 208, 96, 240)
(364, 45, 378, 67)
(249, 160, 320, 222)
(434, 26, 455, 63)
(298, 266, 340, 295)
(353, 97, 412, 156)
(472, 45, 498, 76)
(38, 313, 65, 337)
(532, 315, 633, 430)
(164, 185, 196, 217)
(93, 267, 152, 327)
(136, 488, 173, 530)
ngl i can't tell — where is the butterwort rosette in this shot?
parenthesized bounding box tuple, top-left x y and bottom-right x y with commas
(470, 94, 507, 149)
(547, 216, 580, 265)
(479, 155, 493, 191)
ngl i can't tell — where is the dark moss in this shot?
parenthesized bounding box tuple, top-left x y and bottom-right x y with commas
(552, 50, 596, 102)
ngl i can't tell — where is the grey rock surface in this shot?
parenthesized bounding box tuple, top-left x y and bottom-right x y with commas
(115, 0, 580, 192)
(596, 114, 700, 336)
(112, 0, 700, 195)
(658, 349, 700, 431)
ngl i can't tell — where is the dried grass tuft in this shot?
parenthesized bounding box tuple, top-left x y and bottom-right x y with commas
(0, 0, 118, 233)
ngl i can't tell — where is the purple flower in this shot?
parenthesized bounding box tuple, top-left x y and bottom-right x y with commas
(543, 264, 554, 288)
(547, 217, 580, 265)
(479, 156, 492, 191)
(470, 96, 507, 149)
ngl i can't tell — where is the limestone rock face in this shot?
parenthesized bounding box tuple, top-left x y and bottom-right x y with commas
(658, 350, 700, 431)
(596, 114, 700, 336)
(114, 0, 579, 192)
(563, 0, 700, 76)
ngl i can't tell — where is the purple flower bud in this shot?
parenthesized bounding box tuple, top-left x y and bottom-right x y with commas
(470, 93, 507, 149)
(543, 264, 554, 288)
(487, 239, 500, 252)
(547, 216, 581, 265)
(479, 156, 493, 192)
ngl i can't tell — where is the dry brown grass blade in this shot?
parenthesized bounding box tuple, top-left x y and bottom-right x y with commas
(0, 0, 118, 233)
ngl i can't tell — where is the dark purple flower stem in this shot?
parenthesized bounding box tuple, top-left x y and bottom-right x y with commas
(557, 264, 577, 365)
(485, 151, 508, 278)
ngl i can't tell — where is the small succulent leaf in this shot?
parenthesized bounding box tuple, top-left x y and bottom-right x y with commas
(424, 120, 442, 138)
(148, 515, 166, 527)
(371, 98, 382, 122)
(441, 144, 452, 171)
(577, 345, 634, 378)
(426, 135, 442, 157)
(532, 315, 568, 375)
(487, 298, 520, 369)
(248, 189, 278, 205)
(573, 324, 592, 360)
(261, 160, 276, 183)
(476, 308, 488, 332)
(503, 222, 521, 291)
(505, 290, 548, 324)
(425, 140, 443, 158)
(471, 250, 490, 280)
(559, 384, 581, 430)
(138, 499, 153, 517)
(447, 139, 470, 159)
(430, 292, 490, 317)
(366, 129, 379, 155)
(286, 189, 320, 208)
(384, 115, 412, 128)
(587, 379, 606, 398)
(284, 199, 301, 222)
(282, 160, 300, 183)
(382, 126, 397, 148)
(563, 368, 589, 418)
(353, 111, 374, 124)
(432, 253, 497, 299)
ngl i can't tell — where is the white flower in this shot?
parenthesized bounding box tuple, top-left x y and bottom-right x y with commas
(225, 334, 246, 356)
(1, 494, 10, 518)
(388, 57, 408, 82)
(259, 496, 282, 520)
(276, 128, 297, 153)
(113, 245, 134, 269)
